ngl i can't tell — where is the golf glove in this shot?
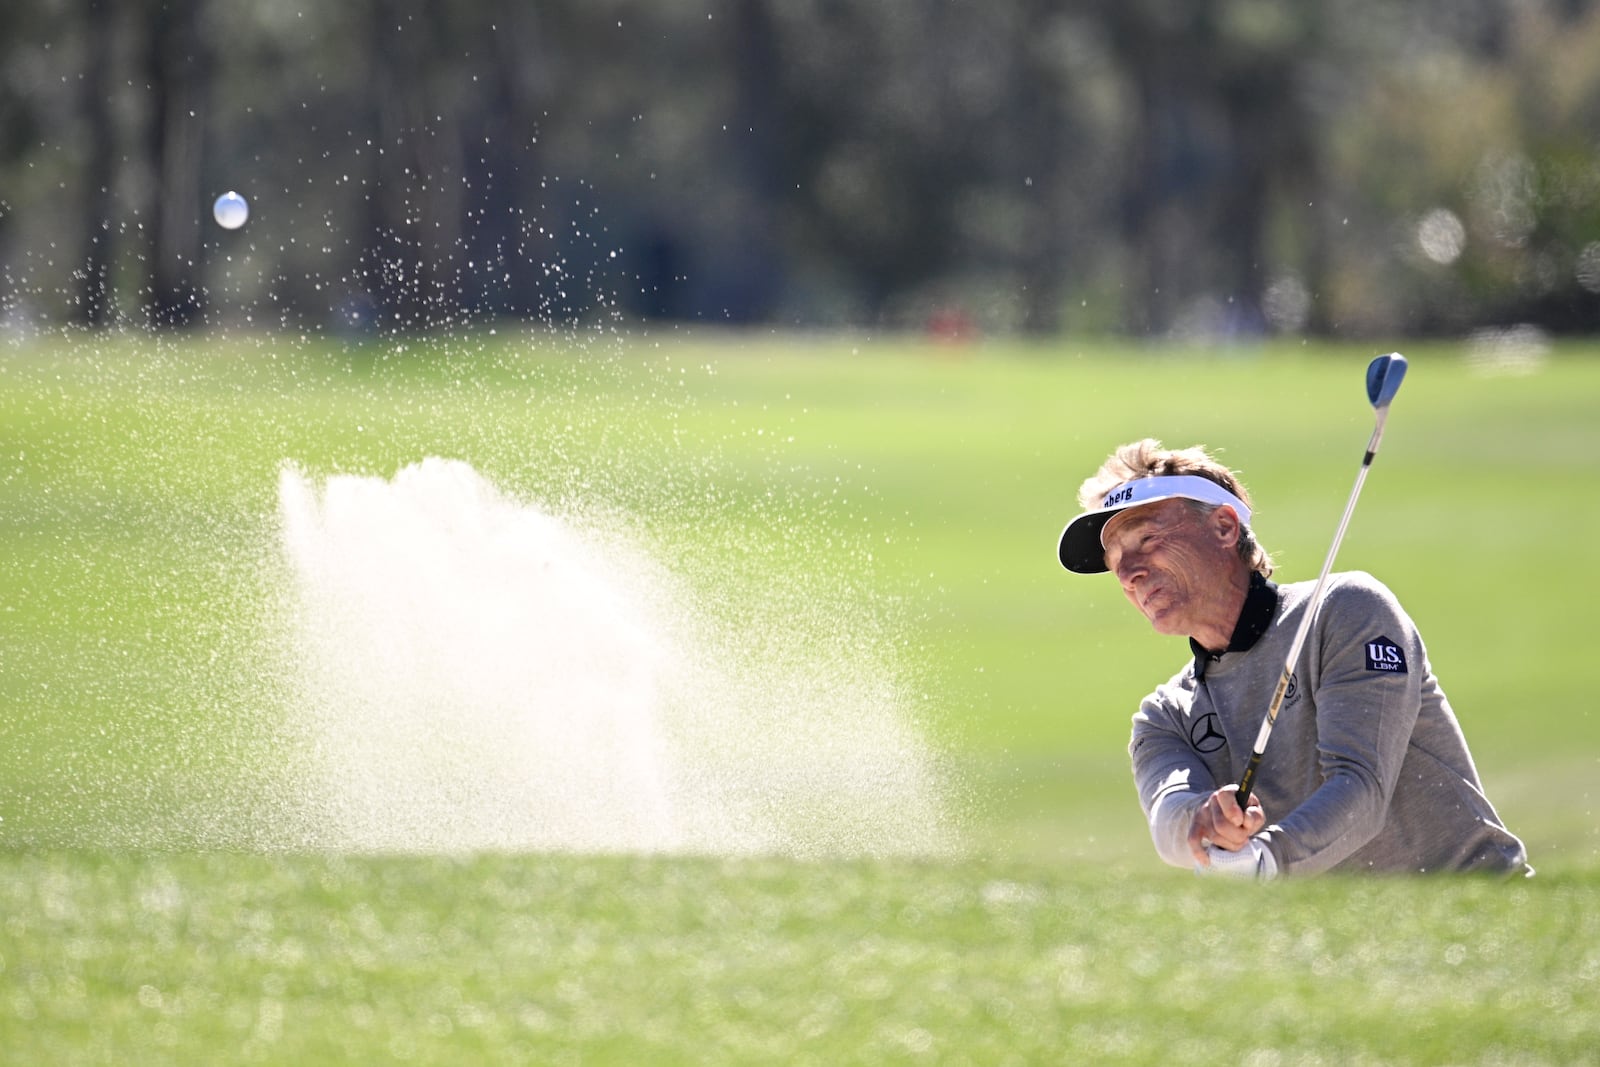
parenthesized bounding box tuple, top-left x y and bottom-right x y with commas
(1196, 839, 1278, 881)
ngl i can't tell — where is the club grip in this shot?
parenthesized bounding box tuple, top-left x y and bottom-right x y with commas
(1235, 752, 1263, 810)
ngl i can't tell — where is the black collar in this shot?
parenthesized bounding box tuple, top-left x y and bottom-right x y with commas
(1191, 571, 1279, 680)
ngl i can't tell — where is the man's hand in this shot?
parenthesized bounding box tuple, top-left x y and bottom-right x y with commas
(1188, 785, 1266, 866)
(1196, 839, 1279, 881)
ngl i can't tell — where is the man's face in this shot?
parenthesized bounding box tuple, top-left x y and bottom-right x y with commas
(1101, 498, 1241, 639)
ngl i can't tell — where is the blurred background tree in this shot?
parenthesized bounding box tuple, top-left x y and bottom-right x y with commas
(2, 0, 1598, 337)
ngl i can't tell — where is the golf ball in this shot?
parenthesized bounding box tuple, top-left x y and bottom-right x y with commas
(213, 191, 249, 230)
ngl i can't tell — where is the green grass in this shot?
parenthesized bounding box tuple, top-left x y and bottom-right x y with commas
(3, 853, 1596, 1066)
(2, 329, 1598, 1064)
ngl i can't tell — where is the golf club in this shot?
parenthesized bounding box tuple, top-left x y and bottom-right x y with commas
(1233, 353, 1408, 810)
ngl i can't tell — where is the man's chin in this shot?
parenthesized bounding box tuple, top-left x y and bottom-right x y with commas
(1141, 608, 1187, 637)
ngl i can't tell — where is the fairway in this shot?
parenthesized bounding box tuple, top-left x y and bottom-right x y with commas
(2, 330, 1598, 1063)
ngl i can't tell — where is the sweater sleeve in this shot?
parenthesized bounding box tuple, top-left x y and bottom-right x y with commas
(1129, 674, 1216, 869)
(1256, 573, 1424, 875)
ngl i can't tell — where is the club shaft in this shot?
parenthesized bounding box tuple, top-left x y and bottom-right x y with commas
(1234, 408, 1389, 808)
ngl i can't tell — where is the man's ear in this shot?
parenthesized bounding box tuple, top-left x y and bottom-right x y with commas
(1213, 505, 1243, 550)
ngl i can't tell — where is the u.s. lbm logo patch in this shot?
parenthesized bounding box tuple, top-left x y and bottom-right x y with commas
(1365, 635, 1408, 674)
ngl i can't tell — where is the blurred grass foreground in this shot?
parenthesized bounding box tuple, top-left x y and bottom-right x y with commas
(2, 329, 1598, 1064)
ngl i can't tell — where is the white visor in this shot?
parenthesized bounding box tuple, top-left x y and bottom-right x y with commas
(1057, 474, 1251, 574)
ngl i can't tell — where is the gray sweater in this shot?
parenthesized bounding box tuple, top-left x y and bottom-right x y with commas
(1130, 570, 1528, 876)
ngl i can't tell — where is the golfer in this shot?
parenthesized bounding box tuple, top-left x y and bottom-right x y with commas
(1058, 439, 1529, 879)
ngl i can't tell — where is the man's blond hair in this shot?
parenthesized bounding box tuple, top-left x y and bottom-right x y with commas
(1078, 438, 1274, 577)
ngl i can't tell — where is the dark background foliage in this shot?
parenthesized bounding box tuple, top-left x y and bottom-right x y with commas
(4, 0, 1600, 337)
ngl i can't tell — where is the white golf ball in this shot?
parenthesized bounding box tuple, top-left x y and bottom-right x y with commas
(213, 191, 249, 230)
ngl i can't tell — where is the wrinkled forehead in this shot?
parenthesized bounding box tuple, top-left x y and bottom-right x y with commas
(1100, 497, 1188, 548)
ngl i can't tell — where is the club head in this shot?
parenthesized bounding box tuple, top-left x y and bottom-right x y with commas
(1366, 353, 1407, 409)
